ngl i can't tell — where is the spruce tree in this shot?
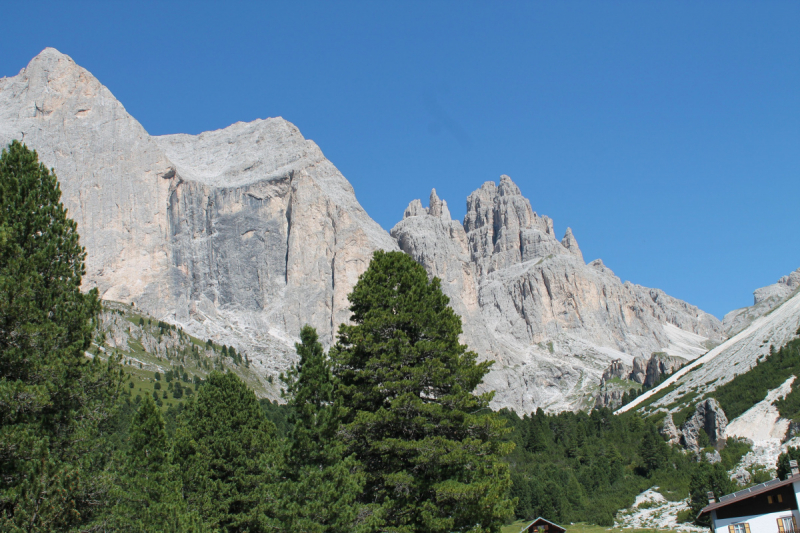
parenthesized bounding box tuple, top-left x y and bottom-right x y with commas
(331, 250, 515, 533)
(279, 326, 368, 533)
(104, 395, 205, 532)
(0, 141, 123, 531)
(689, 461, 735, 526)
(174, 371, 282, 532)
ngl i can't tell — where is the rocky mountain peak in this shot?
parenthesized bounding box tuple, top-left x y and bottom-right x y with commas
(461, 175, 573, 274)
(393, 177, 723, 412)
(560, 227, 583, 262)
(401, 189, 452, 221)
(427, 188, 451, 220)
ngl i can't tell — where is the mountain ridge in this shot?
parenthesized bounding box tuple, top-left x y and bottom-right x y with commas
(1, 48, 729, 412)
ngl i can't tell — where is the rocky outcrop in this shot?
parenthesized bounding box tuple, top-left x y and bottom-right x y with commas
(393, 179, 724, 412)
(660, 413, 682, 445)
(602, 359, 631, 382)
(680, 399, 728, 452)
(0, 49, 397, 392)
(595, 390, 624, 409)
(644, 353, 685, 387)
(723, 268, 800, 336)
(631, 356, 647, 384)
(601, 352, 685, 389)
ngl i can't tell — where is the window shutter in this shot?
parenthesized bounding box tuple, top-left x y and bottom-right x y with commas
(779, 519, 786, 533)
(744, 524, 751, 533)
(793, 516, 798, 532)
(728, 525, 735, 533)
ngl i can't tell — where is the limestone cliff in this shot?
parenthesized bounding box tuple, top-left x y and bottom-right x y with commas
(391, 178, 723, 412)
(0, 49, 397, 390)
(1, 49, 725, 412)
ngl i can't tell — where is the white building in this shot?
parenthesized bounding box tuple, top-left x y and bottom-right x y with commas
(699, 462, 800, 533)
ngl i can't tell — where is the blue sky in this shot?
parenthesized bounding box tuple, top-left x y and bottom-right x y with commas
(2, 1, 798, 318)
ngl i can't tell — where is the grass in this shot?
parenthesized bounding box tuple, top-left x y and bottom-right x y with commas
(94, 300, 274, 407)
(502, 522, 683, 533)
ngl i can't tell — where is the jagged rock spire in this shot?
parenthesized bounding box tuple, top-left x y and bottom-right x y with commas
(561, 227, 584, 263)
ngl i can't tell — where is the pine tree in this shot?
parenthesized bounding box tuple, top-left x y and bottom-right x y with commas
(0, 141, 123, 531)
(279, 325, 368, 533)
(103, 396, 205, 532)
(331, 250, 516, 533)
(776, 446, 800, 480)
(174, 371, 282, 532)
(639, 424, 668, 476)
(689, 461, 735, 526)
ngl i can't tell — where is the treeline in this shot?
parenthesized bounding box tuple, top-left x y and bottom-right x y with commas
(0, 143, 514, 532)
(494, 408, 748, 526)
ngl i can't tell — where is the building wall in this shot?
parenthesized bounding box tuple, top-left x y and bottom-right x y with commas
(713, 482, 800, 533)
(714, 510, 799, 533)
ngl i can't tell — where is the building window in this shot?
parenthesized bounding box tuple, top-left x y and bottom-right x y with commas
(779, 517, 794, 533)
(778, 494, 784, 503)
(769, 496, 774, 504)
(732, 523, 748, 533)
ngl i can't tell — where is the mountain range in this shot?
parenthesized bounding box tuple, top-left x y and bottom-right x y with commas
(1, 48, 765, 413)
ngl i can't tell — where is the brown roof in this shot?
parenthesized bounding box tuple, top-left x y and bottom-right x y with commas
(699, 475, 798, 516)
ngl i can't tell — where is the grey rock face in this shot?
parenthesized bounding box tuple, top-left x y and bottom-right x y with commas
(392, 177, 724, 412)
(660, 413, 682, 446)
(631, 356, 647, 384)
(680, 399, 728, 452)
(602, 359, 632, 382)
(0, 49, 397, 391)
(723, 268, 800, 336)
(1, 49, 725, 412)
(595, 389, 624, 409)
(644, 353, 685, 387)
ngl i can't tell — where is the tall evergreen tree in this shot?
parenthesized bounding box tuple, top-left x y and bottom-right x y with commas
(279, 325, 369, 533)
(174, 371, 282, 532)
(103, 395, 205, 532)
(639, 424, 668, 476)
(331, 250, 515, 533)
(0, 141, 123, 531)
(689, 461, 735, 526)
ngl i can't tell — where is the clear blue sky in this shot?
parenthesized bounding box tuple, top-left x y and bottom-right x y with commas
(3, 1, 798, 319)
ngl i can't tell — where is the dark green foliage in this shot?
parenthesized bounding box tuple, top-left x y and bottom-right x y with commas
(259, 399, 292, 438)
(101, 396, 204, 532)
(689, 462, 735, 526)
(174, 371, 282, 532)
(500, 407, 715, 526)
(639, 424, 669, 476)
(776, 447, 800, 480)
(719, 438, 752, 470)
(279, 325, 368, 533)
(0, 141, 123, 531)
(332, 251, 515, 532)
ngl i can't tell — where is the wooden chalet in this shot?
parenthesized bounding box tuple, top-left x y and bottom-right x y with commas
(699, 460, 800, 533)
(520, 517, 565, 533)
